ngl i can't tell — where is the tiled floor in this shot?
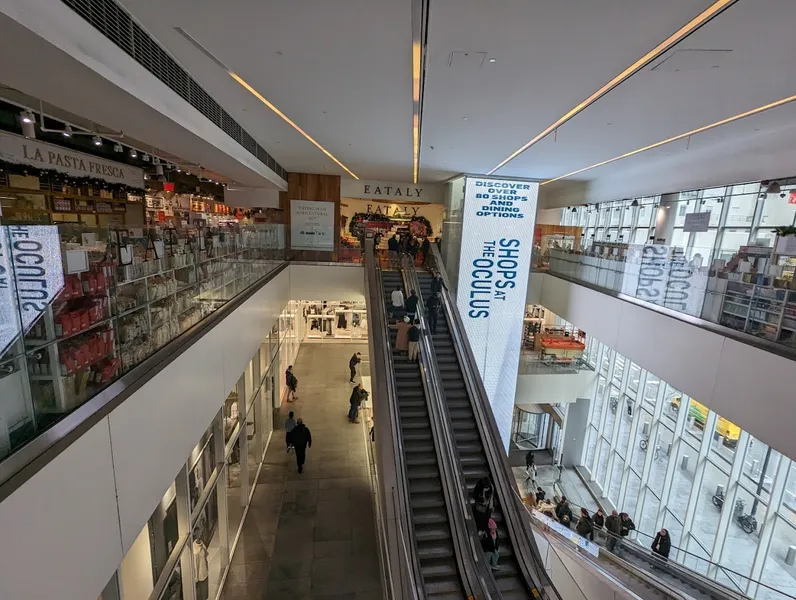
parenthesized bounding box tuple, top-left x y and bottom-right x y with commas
(220, 343, 383, 600)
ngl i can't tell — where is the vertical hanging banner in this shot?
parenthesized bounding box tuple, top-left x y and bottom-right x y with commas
(290, 200, 335, 250)
(456, 177, 539, 451)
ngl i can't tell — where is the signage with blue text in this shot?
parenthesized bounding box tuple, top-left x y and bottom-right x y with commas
(456, 177, 539, 450)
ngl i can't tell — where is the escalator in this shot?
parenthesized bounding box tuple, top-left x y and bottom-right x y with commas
(380, 269, 466, 599)
(414, 269, 540, 600)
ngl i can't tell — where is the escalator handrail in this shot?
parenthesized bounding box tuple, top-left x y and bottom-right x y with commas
(426, 245, 559, 599)
(512, 489, 691, 600)
(401, 261, 500, 599)
(364, 242, 424, 600)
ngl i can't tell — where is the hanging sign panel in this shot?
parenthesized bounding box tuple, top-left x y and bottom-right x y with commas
(290, 200, 335, 250)
(683, 211, 711, 232)
(456, 177, 539, 451)
(0, 131, 144, 188)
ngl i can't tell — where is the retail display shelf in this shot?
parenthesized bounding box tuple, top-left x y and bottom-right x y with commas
(116, 263, 195, 286)
(25, 318, 112, 352)
(114, 303, 148, 320)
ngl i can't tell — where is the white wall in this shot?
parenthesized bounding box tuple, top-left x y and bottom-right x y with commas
(516, 371, 598, 405)
(535, 272, 796, 461)
(120, 523, 154, 600)
(288, 263, 365, 302)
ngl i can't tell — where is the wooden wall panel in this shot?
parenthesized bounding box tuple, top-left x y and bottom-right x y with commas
(280, 172, 342, 256)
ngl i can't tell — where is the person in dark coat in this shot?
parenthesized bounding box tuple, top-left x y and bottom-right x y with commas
(426, 292, 440, 334)
(284, 411, 296, 452)
(555, 498, 573, 529)
(420, 237, 431, 265)
(405, 290, 419, 319)
(290, 418, 312, 474)
(576, 508, 594, 541)
(408, 237, 420, 260)
(605, 510, 621, 552)
(388, 234, 400, 253)
(285, 365, 298, 402)
(535, 487, 546, 502)
(472, 477, 495, 533)
(652, 528, 671, 560)
(430, 272, 444, 296)
(620, 513, 636, 538)
(481, 518, 500, 571)
(592, 508, 605, 530)
(348, 352, 361, 383)
(348, 383, 367, 424)
(525, 450, 535, 480)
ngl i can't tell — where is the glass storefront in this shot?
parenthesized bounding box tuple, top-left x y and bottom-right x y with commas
(579, 338, 796, 598)
(109, 301, 300, 600)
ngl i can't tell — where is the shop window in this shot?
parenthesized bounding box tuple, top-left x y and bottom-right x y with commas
(630, 408, 653, 474)
(592, 376, 607, 425)
(661, 385, 681, 428)
(619, 227, 631, 242)
(632, 228, 650, 245)
(159, 548, 188, 600)
(587, 209, 598, 227)
(718, 486, 768, 581)
(682, 397, 706, 446)
(639, 490, 661, 536)
(740, 437, 780, 505)
(643, 375, 660, 411)
(622, 469, 642, 519)
(691, 459, 730, 557)
(192, 488, 224, 600)
(726, 190, 758, 227)
(674, 201, 692, 227)
(595, 227, 605, 241)
(682, 534, 712, 575)
(760, 192, 796, 228)
(662, 509, 685, 548)
(671, 227, 689, 248)
(647, 424, 674, 498)
(719, 229, 751, 256)
(246, 403, 259, 488)
(149, 483, 179, 583)
(691, 230, 717, 258)
(754, 228, 777, 248)
(189, 432, 215, 513)
(783, 462, 796, 517)
(758, 516, 796, 600)
(227, 439, 243, 540)
(584, 426, 599, 471)
(616, 398, 633, 459)
(699, 193, 726, 227)
(668, 444, 696, 529)
(612, 353, 625, 386)
(608, 455, 625, 503)
(596, 440, 611, 490)
(609, 207, 622, 227)
(600, 349, 611, 376)
(602, 387, 619, 442)
(628, 363, 641, 393)
(223, 386, 240, 445)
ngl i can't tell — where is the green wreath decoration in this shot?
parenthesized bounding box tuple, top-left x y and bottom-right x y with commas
(348, 211, 433, 238)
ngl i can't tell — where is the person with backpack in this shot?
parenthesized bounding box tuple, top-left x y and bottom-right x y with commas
(472, 477, 495, 533)
(290, 418, 312, 474)
(576, 508, 594, 541)
(405, 290, 419, 319)
(284, 411, 296, 453)
(556, 497, 573, 529)
(285, 365, 298, 402)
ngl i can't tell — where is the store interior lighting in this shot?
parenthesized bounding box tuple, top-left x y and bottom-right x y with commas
(62, 125, 73, 138)
(21, 119, 35, 139)
(20, 110, 33, 124)
(113, 142, 123, 153)
(142, 153, 150, 162)
(129, 148, 137, 158)
(92, 135, 102, 146)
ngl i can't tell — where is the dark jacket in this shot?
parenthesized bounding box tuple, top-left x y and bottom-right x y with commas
(652, 532, 671, 558)
(349, 354, 361, 369)
(606, 514, 621, 536)
(535, 489, 546, 502)
(405, 294, 419, 314)
(556, 503, 573, 527)
(473, 480, 494, 508)
(592, 512, 605, 529)
(290, 424, 312, 449)
(430, 276, 444, 296)
(426, 294, 440, 314)
(576, 515, 594, 539)
(526, 451, 534, 467)
(421, 238, 430, 257)
(388, 236, 400, 252)
(408, 325, 421, 342)
(349, 387, 365, 408)
(620, 517, 636, 537)
(481, 531, 499, 553)
(285, 369, 297, 389)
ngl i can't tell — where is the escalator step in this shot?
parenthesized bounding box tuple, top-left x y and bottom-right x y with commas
(409, 480, 442, 494)
(405, 441, 434, 454)
(408, 464, 440, 479)
(413, 506, 449, 525)
(415, 525, 451, 542)
(424, 578, 463, 596)
(406, 454, 438, 467)
(411, 495, 446, 509)
(416, 539, 455, 560)
(421, 557, 460, 578)
(401, 417, 430, 429)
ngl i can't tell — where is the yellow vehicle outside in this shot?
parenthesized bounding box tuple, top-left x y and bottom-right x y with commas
(669, 397, 740, 446)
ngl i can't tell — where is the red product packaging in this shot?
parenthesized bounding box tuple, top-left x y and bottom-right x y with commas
(96, 270, 107, 292)
(60, 352, 76, 376)
(70, 312, 82, 334)
(82, 272, 97, 295)
(70, 276, 83, 299)
(80, 310, 90, 331)
(56, 313, 70, 338)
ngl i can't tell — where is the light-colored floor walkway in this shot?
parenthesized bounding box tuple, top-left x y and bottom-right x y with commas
(220, 343, 382, 600)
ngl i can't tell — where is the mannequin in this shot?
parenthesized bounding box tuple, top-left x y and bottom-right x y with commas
(193, 537, 209, 600)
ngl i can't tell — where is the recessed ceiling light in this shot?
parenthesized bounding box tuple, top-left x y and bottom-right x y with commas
(487, 0, 737, 175)
(129, 148, 137, 158)
(463, 117, 468, 121)
(228, 71, 358, 179)
(541, 92, 796, 185)
(488, 58, 496, 63)
(92, 136, 102, 146)
(20, 110, 33, 124)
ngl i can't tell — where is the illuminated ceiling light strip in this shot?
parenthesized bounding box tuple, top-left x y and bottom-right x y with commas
(412, 41, 421, 184)
(228, 71, 359, 180)
(541, 94, 796, 185)
(487, 0, 736, 175)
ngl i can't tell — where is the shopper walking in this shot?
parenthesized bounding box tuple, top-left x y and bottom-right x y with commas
(390, 286, 405, 319)
(348, 352, 362, 383)
(619, 512, 636, 539)
(481, 518, 501, 572)
(605, 510, 621, 552)
(393, 316, 412, 354)
(426, 292, 440, 334)
(348, 383, 368, 424)
(421, 237, 431, 265)
(284, 411, 296, 453)
(535, 486, 546, 502)
(525, 450, 535, 479)
(285, 365, 298, 402)
(290, 418, 312, 474)
(652, 528, 671, 561)
(407, 319, 421, 363)
(576, 508, 594, 541)
(472, 477, 495, 533)
(405, 290, 419, 319)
